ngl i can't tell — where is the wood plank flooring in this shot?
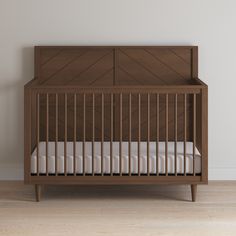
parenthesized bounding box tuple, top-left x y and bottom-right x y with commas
(0, 181, 236, 236)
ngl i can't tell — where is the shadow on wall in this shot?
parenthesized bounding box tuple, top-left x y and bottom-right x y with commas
(0, 47, 34, 179)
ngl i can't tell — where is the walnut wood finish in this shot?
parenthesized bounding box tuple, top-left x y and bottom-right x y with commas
(25, 46, 208, 202)
(35, 46, 198, 143)
(35, 184, 42, 202)
(191, 184, 197, 202)
(35, 46, 198, 86)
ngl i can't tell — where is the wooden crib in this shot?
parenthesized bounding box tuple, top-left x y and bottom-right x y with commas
(24, 46, 208, 202)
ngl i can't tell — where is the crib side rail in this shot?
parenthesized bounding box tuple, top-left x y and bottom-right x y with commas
(24, 84, 207, 184)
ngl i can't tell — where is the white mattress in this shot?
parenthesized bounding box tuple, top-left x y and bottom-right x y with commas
(31, 142, 201, 175)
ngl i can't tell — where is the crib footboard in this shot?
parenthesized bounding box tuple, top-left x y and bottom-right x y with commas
(24, 82, 207, 201)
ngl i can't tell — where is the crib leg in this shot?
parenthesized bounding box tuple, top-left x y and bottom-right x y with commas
(191, 184, 197, 202)
(35, 184, 42, 202)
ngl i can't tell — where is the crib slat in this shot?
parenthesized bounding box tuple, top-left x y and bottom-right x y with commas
(83, 93, 86, 176)
(147, 93, 150, 176)
(165, 94, 168, 176)
(64, 93, 67, 176)
(101, 93, 104, 176)
(46, 93, 49, 176)
(138, 94, 141, 176)
(119, 93, 122, 176)
(36, 93, 39, 176)
(156, 94, 159, 176)
(184, 94, 187, 176)
(73, 93, 76, 176)
(129, 93, 132, 176)
(175, 94, 178, 176)
(110, 94, 113, 176)
(193, 94, 196, 176)
(55, 94, 58, 176)
(92, 93, 95, 176)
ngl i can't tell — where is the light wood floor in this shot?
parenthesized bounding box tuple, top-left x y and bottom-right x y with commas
(0, 181, 236, 236)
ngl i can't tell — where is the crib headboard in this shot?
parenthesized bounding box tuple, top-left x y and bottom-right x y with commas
(35, 46, 198, 85)
(35, 46, 198, 142)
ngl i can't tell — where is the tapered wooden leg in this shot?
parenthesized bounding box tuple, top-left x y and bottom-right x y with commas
(191, 184, 197, 202)
(35, 184, 42, 202)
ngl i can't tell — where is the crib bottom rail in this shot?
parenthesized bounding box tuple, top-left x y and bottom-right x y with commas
(28, 175, 203, 185)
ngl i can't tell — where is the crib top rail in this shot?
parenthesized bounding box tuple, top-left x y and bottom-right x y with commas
(25, 81, 207, 94)
(25, 78, 206, 95)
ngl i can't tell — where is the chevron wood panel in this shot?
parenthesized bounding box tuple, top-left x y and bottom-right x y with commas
(37, 48, 114, 86)
(116, 48, 193, 85)
(35, 46, 197, 85)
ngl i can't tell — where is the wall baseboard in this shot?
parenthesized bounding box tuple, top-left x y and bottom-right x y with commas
(208, 168, 236, 180)
(0, 166, 236, 181)
(0, 165, 24, 181)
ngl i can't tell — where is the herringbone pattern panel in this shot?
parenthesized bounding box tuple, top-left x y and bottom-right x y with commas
(116, 48, 192, 85)
(36, 47, 195, 86)
(38, 48, 114, 85)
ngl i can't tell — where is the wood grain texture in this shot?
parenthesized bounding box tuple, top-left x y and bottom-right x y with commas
(0, 181, 236, 236)
(33, 46, 199, 143)
(116, 48, 192, 85)
(35, 46, 198, 86)
(24, 46, 208, 199)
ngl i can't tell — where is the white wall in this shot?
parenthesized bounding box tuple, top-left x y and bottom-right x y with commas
(0, 0, 235, 180)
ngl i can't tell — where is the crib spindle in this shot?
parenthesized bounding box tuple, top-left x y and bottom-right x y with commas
(110, 94, 113, 176)
(138, 93, 141, 176)
(46, 93, 49, 176)
(156, 94, 159, 176)
(73, 94, 77, 176)
(36, 93, 39, 176)
(165, 94, 168, 176)
(64, 93, 67, 176)
(193, 93, 196, 176)
(119, 93, 122, 176)
(92, 93, 95, 176)
(32, 90, 198, 178)
(184, 94, 187, 176)
(147, 93, 150, 176)
(55, 94, 58, 176)
(101, 93, 104, 176)
(175, 94, 178, 176)
(129, 93, 132, 176)
(83, 93, 86, 176)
